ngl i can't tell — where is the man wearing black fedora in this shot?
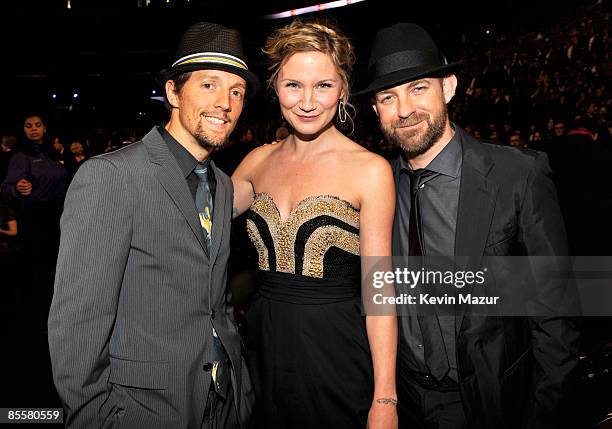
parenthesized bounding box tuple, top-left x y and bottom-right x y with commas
(357, 23, 579, 429)
(49, 22, 258, 428)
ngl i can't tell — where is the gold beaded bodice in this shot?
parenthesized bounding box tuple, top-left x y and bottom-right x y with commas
(247, 193, 360, 279)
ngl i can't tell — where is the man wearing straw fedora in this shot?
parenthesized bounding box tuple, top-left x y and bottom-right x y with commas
(356, 23, 579, 429)
(49, 22, 258, 428)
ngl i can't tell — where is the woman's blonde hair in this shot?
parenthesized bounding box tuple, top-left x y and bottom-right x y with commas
(263, 20, 356, 133)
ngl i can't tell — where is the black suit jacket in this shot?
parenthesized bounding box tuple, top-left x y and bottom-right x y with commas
(392, 127, 579, 429)
(49, 128, 253, 428)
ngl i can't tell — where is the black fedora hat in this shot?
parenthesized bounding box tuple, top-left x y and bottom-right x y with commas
(355, 23, 461, 96)
(158, 22, 260, 97)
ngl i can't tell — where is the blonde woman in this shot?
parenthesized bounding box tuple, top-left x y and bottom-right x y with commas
(232, 21, 397, 428)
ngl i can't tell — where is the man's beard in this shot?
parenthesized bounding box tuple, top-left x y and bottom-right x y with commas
(381, 107, 447, 157)
(193, 116, 230, 151)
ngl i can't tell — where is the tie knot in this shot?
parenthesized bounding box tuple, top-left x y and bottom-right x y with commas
(407, 168, 436, 193)
(407, 168, 434, 178)
(194, 165, 208, 180)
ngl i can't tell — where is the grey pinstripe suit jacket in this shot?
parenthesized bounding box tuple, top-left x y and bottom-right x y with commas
(48, 127, 253, 429)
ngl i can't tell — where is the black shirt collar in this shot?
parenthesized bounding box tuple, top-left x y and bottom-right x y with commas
(158, 126, 206, 178)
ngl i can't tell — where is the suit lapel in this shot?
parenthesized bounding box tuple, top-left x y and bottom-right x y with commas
(455, 167, 496, 260)
(143, 129, 209, 256)
(208, 161, 227, 267)
(454, 130, 498, 330)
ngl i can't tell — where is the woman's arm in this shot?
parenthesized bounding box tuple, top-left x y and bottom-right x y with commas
(230, 146, 267, 219)
(358, 155, 398, 429)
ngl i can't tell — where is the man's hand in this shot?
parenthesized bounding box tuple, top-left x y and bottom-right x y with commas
(16, 178, 32, 196)
(367, 398, 398, 429)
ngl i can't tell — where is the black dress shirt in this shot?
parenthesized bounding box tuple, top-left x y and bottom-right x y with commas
(159, 126, 216, 203)
(397, 128, 462, 380)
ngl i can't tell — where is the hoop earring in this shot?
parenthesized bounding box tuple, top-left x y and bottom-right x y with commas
(338, 98, 348, 123)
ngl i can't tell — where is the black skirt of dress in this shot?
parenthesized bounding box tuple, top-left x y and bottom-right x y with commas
(250, 270, 374, 429)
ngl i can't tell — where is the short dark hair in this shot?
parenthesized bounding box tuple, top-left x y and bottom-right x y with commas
(23, 112, 45, 124)
(163, 72, 192, 110)
(172, 72, 192, 95)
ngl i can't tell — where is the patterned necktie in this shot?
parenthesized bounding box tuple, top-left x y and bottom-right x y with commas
(407, 168, 450, 381)
(194, 164, 213, 251)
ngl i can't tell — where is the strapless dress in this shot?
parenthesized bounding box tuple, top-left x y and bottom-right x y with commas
(247, 192, 373, 429)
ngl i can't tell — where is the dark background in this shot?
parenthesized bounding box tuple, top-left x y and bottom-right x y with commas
(0, 0, 597, 137)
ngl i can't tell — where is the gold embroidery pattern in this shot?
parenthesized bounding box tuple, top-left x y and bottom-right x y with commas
(246, 218, 269, 271)
(302, 226, 360, 278)
(248, 193, 360, 276)
(249, 194, 283, 271)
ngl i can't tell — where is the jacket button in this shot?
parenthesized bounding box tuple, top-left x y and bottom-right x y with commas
(211, 309, 216, 319)
(203, 362, 213, 371)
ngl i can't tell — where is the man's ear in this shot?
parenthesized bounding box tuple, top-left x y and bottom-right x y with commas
(371, 103, 379, 117)
(165, 80, 180, 109)
(442, 74, 458, 104)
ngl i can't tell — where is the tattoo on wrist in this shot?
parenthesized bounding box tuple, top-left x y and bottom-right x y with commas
(376, 397, 398, 406)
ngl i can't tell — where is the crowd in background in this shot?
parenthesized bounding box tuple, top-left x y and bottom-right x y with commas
(1, 0, 610, 309)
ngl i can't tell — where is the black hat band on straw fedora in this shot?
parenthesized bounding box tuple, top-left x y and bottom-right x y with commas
(158, 22, 260, 97)
(171, 52, 249, 71)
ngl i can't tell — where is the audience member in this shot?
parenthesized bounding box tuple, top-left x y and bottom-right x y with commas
(0, 113, 68, 332)
(0, 135, 18, 183)
(67, 141, 88, 178)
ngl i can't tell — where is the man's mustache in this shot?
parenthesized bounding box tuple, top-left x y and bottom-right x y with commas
(393, 113, 429, 129)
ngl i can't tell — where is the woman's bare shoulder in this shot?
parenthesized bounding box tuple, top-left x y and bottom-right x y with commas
(338, 136, 391, 171)
(240, 140, 284, 168)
